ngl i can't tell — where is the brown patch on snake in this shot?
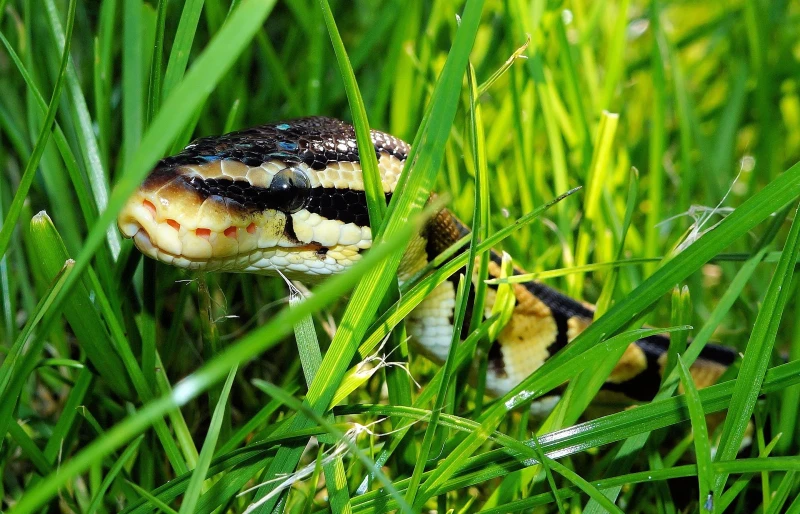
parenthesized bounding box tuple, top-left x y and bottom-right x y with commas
(423, 207, 468, 262)
(566, 316, 591, 341)
(484, 261, 559, 382)
(605, 344, 649, 384)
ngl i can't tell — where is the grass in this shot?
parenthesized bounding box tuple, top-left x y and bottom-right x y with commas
(1, 0, 800, 512)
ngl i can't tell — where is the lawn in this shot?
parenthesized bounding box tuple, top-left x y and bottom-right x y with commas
(2, 0, 800, 512)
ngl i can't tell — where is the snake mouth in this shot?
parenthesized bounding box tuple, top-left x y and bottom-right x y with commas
(117, 160, 375, 276)
(117, 189, 323, 272)
(116, 188, 368, 278)
(125, 222, 321, 272)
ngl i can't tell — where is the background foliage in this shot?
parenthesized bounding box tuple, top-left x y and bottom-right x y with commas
(1, 0, 800, 512)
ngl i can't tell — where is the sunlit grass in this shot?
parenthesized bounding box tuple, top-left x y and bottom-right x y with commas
(1, 0, 800, 512)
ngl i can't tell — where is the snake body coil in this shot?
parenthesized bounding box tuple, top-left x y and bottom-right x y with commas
(118, 116, 735, 404)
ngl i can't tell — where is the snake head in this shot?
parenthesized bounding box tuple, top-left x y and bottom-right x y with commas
(117, 118, 405, 279)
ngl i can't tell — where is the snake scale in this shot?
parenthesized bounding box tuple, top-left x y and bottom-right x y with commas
(118, 116, 736, 406)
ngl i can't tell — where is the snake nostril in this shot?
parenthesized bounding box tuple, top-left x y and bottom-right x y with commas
(246, 222, 256, 234)
(166, 219, 180, 230)
(142, 200, 157, 218)
(196, 228, 211, 239)
(224, 226, 238, 239)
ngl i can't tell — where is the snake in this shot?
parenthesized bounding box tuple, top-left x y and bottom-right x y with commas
(117, 116, 736, 406)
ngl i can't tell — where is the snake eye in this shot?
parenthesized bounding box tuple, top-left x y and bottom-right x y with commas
(269, 166, 310, 213)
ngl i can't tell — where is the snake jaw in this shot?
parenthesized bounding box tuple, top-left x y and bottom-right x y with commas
(118, 182, 282, 265)
(117, 164, 372, 278)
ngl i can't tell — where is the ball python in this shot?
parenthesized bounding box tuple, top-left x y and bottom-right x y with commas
(117, 116, 735, 405)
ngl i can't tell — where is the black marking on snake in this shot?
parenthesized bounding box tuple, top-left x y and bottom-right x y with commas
(183, 175, 392, 227)
(283, 214, 299, 244)
(306, 187, 392, 227)
(156, 116, 410, 171)
(603, 336, 666, 401)
(487, 340, 507, 378)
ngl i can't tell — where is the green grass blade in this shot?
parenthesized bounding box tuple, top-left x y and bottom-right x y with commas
(43, 0, 121, 259)
(644, 1, 667, 276)
(122, 0, 144, 164)
(0, 0, 75, 260)
(714, 202, 800, 491)
(250, 2, 486, 508)
(465, 59, 492, 413)
(677, 355, 713, 511)
(284, 277, 349, 511)
(85, 436, 144, 514)
(147, 0, 168, 120)
(161, 0, 206, 101)
(179, 366, 238, 513)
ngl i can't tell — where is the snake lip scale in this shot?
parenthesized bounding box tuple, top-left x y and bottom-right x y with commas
(118, 116, 736, 405)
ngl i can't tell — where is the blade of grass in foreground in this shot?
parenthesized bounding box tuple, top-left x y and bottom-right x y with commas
(466, 61, 492, 415)
(179, 366, 238, 514)
(405, 275, 468, 507)
(314, 14, 407, 503)
(122, 0, 144, 165)
(713, 202, 800, 493)
(677, 356, 713, 511)
(249, 1, 486, 509)
(644, 1, 667, 276)
(0, 0, 75, 260)
(161, 0, 206, 101)
(281, 277, 349, 510)
(43, 0, 121, 259)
